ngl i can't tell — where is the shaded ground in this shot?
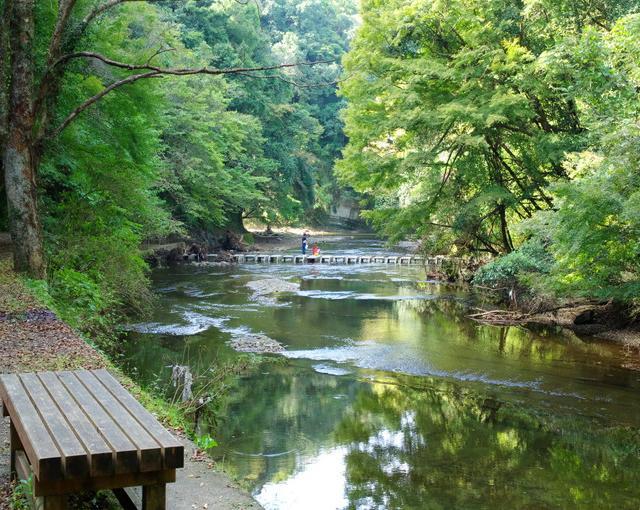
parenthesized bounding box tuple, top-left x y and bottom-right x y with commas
(128, 440, 260, 510)
(0, 255, 260, 509)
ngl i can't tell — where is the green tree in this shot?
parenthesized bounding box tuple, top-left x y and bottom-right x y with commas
(524, 14, 640, 302)
(337, 0, 630, 255)
(170, 0, 358, 227)
(0, 0, 328, 277)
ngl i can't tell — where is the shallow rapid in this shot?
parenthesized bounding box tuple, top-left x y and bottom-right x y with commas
(124, 239, 640, 510)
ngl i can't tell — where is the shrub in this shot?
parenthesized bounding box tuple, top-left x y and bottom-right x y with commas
(473, 241, 553, 292)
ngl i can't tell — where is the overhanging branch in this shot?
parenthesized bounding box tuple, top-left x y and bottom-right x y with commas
(49, 70, 160, 139)
(47, 56, 336, 139)
(53, 51, 335, 75)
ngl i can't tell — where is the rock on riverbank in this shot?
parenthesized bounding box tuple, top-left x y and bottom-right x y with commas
(229, 333, 285, 354)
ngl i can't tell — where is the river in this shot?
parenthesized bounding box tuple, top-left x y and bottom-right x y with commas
(124, 238, 640, 510)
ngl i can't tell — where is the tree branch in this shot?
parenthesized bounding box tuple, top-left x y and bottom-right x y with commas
(53, 51, 335, 75)
(47, 0, 79, 63)
(47, 56, 336, 139)
(234, 71, 340, 89)
(49, 70, 160, 139)
(33, 0, 80, 141)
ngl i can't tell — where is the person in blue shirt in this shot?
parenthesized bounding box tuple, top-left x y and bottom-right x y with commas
(301, 231, 309, 254)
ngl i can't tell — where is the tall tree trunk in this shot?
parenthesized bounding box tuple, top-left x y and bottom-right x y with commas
(0, 0, 12, 223)
(0, 0, 11, 142)
(498, 203, 513, 254)
(3, 0, 45, 278)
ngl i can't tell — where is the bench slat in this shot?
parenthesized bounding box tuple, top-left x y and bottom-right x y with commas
(0, 374, 62, 480)
(38, 372, 114, 478)
(19, 373, 89, 479)
(93, 369, 184, 469)
(57, 371, 139, 475)
(74, 371, 163, 472)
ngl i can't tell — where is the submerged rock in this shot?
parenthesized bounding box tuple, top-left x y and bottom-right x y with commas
(229, 333, 284, 353)
(192, 260, 234, 267)
(246, 278, 300, 305)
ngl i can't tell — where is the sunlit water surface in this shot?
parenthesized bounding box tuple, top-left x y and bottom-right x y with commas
(123, 238, 640, 510)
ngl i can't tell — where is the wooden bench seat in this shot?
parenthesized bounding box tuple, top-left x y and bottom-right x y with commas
(1, 369, 184, 509)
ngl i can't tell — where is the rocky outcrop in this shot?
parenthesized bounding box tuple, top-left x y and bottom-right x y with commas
(144, 242, 209, 267)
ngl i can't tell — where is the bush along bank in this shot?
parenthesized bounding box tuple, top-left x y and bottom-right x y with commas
(469, 240, 640, 345)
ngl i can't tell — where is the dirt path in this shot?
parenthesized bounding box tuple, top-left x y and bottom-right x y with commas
(127, 439, 260, 510)
(0, 258, 261, 509)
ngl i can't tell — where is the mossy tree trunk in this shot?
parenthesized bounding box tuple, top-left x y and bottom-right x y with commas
(2, 0, 46, 278)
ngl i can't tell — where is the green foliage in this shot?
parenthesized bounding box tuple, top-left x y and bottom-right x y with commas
(12, 0, 354, 339)
(1, 0, 359, 340)
(473, 240, 553, 290)
(195, 434, 219, 450)
(158, 74, 269, 231)
(338, 0, 605, 253)
(338, 0, 584, 254)
(48, 269, 113, 329)
(167, 0, 358, 226)
(518, 14, 640, 304)
(339, 1, 640, 303)
(10, 476, 33, 510)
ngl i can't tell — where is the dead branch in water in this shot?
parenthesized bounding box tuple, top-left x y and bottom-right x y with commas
(467, 308, 532, 325)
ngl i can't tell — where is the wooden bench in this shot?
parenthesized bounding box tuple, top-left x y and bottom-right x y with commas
(0, 369, 184, 509)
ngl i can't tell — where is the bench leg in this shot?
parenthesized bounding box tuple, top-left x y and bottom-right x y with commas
(112, 488, 138, 510)
(142, 483, 166, 510)
(9, 419, 22, 481)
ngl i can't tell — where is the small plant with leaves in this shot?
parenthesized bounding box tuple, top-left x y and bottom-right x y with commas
(195, 434, 218, 451)
(11, 476, 34, 510)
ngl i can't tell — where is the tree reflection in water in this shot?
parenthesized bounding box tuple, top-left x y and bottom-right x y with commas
(123, 265, 640, 509)
(335, 375, 640, 510)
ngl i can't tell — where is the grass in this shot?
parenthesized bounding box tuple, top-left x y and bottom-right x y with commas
(0, 259, 40, 314)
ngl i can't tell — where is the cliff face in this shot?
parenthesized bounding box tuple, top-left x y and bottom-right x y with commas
(330, 198, 363, 228)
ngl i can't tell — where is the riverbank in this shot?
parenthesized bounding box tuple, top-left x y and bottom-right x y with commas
(468, 296, 640, 354)
(250, 227, 375, 252)
(0, 258, 260, 509)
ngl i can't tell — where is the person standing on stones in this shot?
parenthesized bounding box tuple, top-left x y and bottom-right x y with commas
(302, 231, 309, 255)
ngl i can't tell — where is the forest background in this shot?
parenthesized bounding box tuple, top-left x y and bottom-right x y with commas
(0, 0, 359, 342)
(1, 0, 639, 344)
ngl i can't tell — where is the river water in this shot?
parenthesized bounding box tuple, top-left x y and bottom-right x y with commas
(124, 239, 640, 509)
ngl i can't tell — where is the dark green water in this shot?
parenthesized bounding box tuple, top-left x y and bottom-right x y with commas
(123, 240, 640, 509)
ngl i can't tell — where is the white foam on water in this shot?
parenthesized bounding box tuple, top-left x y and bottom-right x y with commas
(312, 364, 352, 376)
(283, 342, 547, 392)
(183, 288, 222, 298)
(126, 313, 228, 336)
